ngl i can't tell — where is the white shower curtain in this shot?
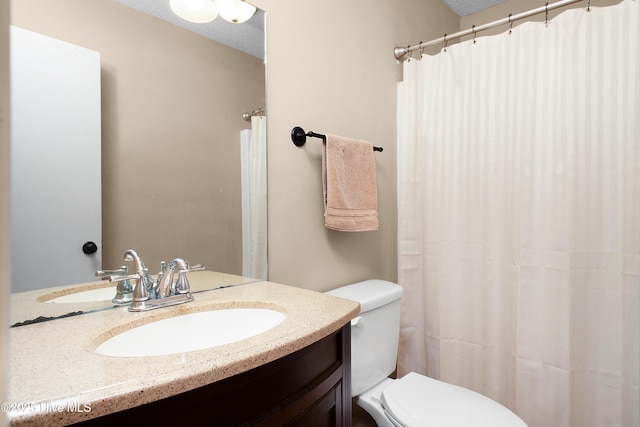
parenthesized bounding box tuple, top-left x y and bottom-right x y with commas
(397, 1, 639, 426)
(249, 116, 268, 280)
(240, 116, 267, 280)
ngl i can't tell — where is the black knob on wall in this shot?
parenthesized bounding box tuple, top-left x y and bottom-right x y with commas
(82, 241, 98, 255)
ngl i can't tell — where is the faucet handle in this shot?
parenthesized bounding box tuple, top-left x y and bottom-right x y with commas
(109, 273, 149, 302)
(174, 262, 205, 295)
(178, 263, 206, 273)
(100, 266, 134, 306)
(175, 273, 190, 295)
(107, 273, 140, 283)
(96, 266, 128, 278)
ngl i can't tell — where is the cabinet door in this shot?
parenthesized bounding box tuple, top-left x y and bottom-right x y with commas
(71, 325, 352, 427)
(9, 26, 101, 292)
(285, 383, 343, 427)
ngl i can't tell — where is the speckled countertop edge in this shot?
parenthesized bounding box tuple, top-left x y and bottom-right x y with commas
(8, 280, 360, 426)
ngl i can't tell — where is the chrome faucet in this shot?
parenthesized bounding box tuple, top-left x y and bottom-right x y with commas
(157, 258, 205, 296)
(157, 258, 186, 297)
(105, 249, 205, 312)
(123, 249, 155, 293)
(95, 265, 133, 306)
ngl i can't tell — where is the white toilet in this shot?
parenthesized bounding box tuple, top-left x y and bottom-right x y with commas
(327, 279, 527, 427)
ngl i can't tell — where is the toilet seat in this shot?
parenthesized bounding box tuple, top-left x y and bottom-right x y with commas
(379, 372, 527, 427)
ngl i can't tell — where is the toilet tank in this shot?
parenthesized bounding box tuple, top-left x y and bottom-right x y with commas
(326, 280, 403, 396)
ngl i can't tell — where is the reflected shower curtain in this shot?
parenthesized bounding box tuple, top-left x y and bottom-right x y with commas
(240, 116, 267, 280)
(397, 1, 639, 426)
(249, 116, 267, 280)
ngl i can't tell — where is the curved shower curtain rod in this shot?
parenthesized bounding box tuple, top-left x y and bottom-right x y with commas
(242, 107, 265, 121)
(394, 0, 585, 61)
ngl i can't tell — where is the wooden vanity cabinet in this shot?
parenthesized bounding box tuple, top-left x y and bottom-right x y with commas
(74, 324, 352, 426)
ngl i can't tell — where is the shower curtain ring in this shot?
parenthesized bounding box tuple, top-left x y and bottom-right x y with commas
(472, 25, 477, 44)
(419, 42, 425, 58)
(508, 13, 513, 34)
(587, 0, 591, 12)
(407, 45, 413, 62)
(545, 2, 549, 25)
(443, 33, 448, 52)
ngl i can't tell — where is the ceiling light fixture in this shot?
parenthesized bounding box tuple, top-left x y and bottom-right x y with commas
(216, 0, 257, 24)
(169, 0, 256, 24)
(169, 0, 218, 23)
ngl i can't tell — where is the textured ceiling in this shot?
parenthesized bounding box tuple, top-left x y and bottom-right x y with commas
(116, 0, 265, 59)
(443, 0, 509, 16)
(116, 0, 508, 59)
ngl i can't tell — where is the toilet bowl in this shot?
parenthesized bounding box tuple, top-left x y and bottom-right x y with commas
(327, 280, 527, 427)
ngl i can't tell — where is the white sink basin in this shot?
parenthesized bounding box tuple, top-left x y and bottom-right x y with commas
(44, 286, 116, 303)
(95, 308, 286, 357)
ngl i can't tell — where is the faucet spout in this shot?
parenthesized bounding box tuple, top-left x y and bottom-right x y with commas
(124, 249, 145, 273)
(157, 268, 175, 298)
(124, 249, 155, 292)
(157, 258, 190, 297)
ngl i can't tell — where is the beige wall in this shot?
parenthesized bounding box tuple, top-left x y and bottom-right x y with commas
(9, 0, 459, 295)
(1, 0, 460, 418)
(0, 0, 456, 418)
(1, 0, 9, 423)
(251, 0, 459, 291)
(11, 0, 265, 275)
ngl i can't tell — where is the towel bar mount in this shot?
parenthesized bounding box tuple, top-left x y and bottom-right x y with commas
(291, 126, 383, 152)
(291, 126, 324, 146)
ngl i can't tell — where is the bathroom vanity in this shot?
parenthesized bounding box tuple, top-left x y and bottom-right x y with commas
(8, 275, 359, 426)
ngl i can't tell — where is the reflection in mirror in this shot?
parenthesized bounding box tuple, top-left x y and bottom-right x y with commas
(8, 0, 267, 324)
(9, 271, 259, 327)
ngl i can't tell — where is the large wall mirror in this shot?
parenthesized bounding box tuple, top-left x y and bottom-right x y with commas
(9, 0, 267, 324)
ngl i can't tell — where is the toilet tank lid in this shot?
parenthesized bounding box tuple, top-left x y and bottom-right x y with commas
(326, 280, 403, 313)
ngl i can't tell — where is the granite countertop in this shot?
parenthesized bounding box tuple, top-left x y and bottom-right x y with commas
(8, 280, 360, 426)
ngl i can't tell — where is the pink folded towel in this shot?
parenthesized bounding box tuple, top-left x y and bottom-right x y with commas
(322, 134, 379, 232)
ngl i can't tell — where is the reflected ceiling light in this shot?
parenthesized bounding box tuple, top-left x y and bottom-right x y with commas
(216, 0, 257, 24)
(169, 0, 218, 23)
